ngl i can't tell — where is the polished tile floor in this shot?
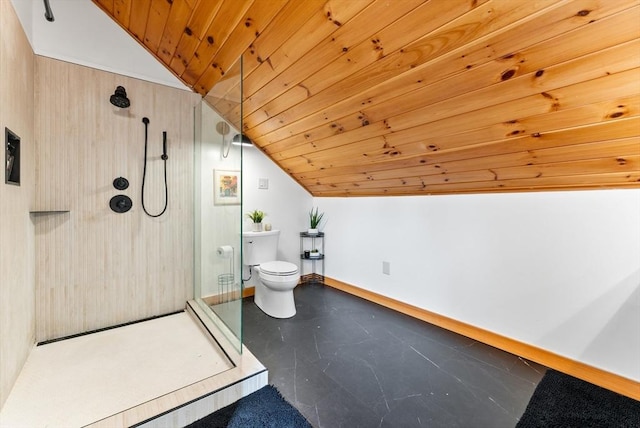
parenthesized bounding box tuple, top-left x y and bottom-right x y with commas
(243, 282, 547, 428)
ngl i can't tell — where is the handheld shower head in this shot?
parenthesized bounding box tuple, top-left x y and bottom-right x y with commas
(216, 122, 231, 158)
(110, 86, 130, 108)
(162, 131, 168, 160)
(215, 122, 230, 135)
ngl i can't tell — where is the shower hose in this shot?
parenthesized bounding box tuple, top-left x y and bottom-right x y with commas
(141, 117, 168, 217)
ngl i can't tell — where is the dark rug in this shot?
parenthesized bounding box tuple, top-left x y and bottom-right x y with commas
(517, 370, 640, 428)
(186, 385, 312, 428)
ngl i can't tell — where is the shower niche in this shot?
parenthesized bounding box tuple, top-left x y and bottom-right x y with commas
(5, 127, 20, 186)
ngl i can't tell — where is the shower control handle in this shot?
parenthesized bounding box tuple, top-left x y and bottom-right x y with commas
(109, 195, 132, 213)
(113, 176, 129, 190)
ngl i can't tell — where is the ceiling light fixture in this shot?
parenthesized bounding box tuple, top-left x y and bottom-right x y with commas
(232, 134, 253, 147)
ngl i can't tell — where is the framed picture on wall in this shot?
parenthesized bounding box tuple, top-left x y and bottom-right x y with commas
(214, 169, 240, 205)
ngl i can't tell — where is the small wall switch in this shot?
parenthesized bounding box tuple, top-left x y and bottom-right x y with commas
(258, 178, 269, 189)
(382, 261, 390, 275)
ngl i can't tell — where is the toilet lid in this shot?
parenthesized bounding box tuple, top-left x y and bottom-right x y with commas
(260, 261, 299, 276)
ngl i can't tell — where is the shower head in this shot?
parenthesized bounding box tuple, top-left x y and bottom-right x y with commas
(110, 86, 130, 108)
(43, 0, 54, 22)
(215, 122, 230, 135)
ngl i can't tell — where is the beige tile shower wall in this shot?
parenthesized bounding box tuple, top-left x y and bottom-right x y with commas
(34, 57, 199, 341)
(0, 1, 36, 408)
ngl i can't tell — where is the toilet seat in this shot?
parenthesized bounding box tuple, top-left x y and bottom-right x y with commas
(259, 261, 298, 276)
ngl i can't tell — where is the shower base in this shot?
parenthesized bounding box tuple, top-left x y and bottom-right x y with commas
(0, 302, 267, 427)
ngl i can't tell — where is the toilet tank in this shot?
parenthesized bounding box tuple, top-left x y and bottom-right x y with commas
(242, 230, 280, 265)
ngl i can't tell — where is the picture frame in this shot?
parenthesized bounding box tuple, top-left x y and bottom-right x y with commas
(214, 169, 240, 205)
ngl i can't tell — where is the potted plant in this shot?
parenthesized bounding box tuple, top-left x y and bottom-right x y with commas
(308, 207, 324, 234)
(309, 248, 320, 258)
(246, 209, 266, 232)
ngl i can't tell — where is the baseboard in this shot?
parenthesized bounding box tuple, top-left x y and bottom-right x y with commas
(323, 277, 640, 400)
(202, 291, 243, 306)
(202, 287, 255, 305)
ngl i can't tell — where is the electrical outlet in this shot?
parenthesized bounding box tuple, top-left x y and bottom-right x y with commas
(382, 261, 390, 275)
(258, 178, 269, 189)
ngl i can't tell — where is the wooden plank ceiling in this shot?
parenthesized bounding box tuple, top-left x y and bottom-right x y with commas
(93, 0, 640, 196)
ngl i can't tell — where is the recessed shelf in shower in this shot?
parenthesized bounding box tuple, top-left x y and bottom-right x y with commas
(5, 127, 20, 186)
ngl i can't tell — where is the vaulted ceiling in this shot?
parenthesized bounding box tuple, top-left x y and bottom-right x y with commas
(94, 0, 640, 196)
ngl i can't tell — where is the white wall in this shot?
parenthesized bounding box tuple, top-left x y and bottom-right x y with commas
(242, 147, 312, 289)
(318, 189, 640, 381)
(10, 0, 187, 90)
(196, 104, 243, 297)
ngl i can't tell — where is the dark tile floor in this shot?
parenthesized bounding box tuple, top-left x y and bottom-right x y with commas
(242, 282, 547, 428)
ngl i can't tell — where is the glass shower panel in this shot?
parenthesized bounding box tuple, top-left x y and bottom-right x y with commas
(194, 57, 243, 353)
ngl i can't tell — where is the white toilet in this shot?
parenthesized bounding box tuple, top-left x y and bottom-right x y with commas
(242, 230, 300, 318)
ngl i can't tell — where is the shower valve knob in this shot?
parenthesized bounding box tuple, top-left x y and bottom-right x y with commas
(110, 195, 132, 213)
(113, 177, 129, 190)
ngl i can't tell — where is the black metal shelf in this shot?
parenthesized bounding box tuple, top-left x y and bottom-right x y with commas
(299, 231, 324, 237)
(300, 253, 324, 260)
(300, 232, 325, 284)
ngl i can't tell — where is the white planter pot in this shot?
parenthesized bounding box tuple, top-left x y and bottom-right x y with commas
(253, 222, 263, 232)
(308, 228, 318, 235)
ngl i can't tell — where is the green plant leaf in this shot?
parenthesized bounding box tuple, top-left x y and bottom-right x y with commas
(309, 207, 324, 228)
(246, 209, 266, 223)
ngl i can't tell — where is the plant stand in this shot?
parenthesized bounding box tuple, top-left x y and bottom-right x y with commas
(299, 231, 325, 284)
